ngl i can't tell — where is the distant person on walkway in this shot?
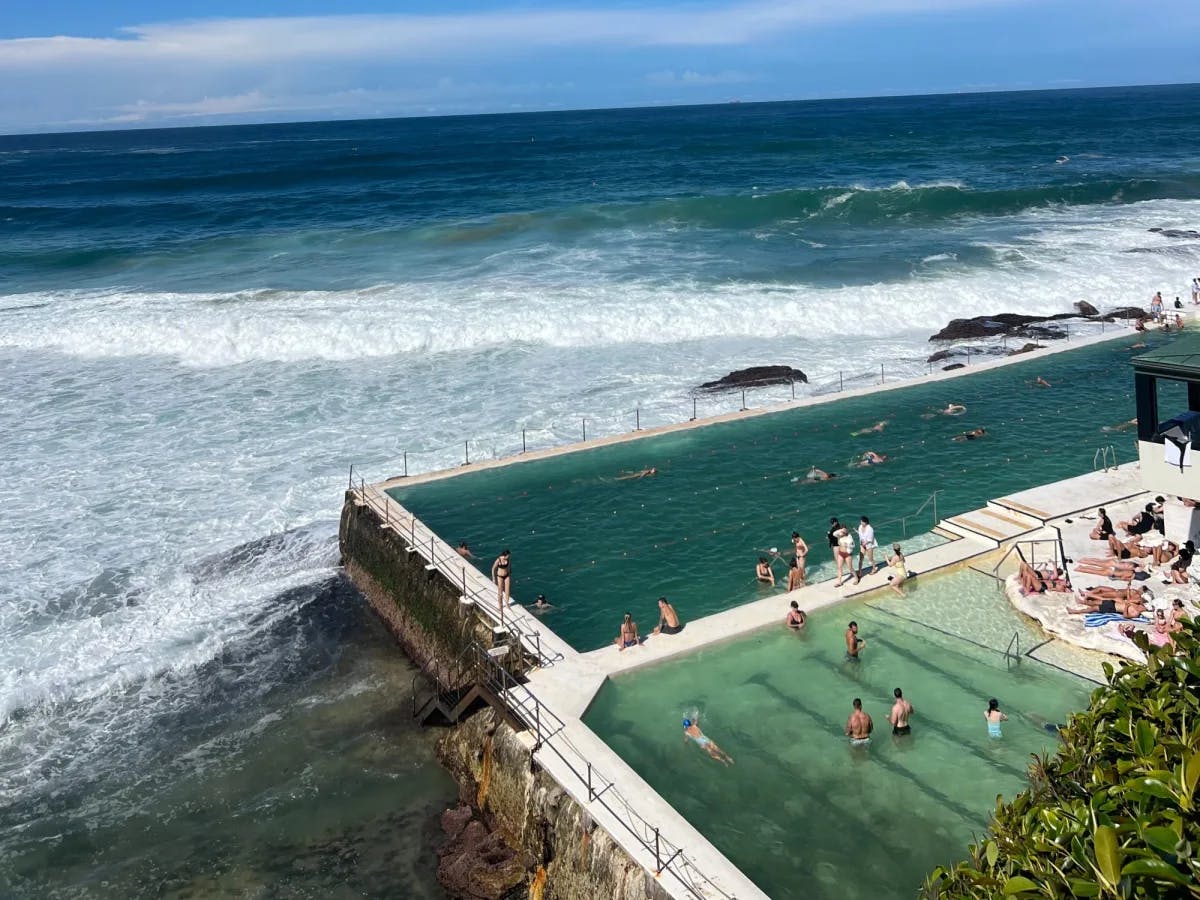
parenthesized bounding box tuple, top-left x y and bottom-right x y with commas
(845, 698, 873, 747)
(834, 528, 858, 586)
(491, 549, 512, 610)
(1089, 508, 1114, 541)
(857, 516, 877, 576)
(785, 600, 806, 629)
(614, 612, 640, 650)
(1150, 291, 1164, 321)
(653, 597, 683, 635)
(952, 427, 987, 442)
(791, 531, 809, 582)
(683, 716, 734, 765)
(888, 687, 914, 736)
(845, 621, 866, 661)
(756, 556, 775, 585)
(617, 467, 657, 480)
(456, 541, 475, 559)
(887, 545, 908, 596)
(985, 698, 1008, 738)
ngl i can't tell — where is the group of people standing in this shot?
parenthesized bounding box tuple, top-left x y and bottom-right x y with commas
(755, 515, 908, 595)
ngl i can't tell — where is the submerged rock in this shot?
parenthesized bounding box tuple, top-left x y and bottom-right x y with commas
(1008, 343, 1043, 356)
(1102, 306, 1149, 320)
(1149, 227, 1200, 239)
(698, 365, 807, 392)
(438, 804, 532, 899)
(929, 313, 1065, 341)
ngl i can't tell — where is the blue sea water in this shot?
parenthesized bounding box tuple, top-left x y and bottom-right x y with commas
(1, 85, 1199, 896)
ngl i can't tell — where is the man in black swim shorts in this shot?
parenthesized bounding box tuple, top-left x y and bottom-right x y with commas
(888, 687, 914, 735)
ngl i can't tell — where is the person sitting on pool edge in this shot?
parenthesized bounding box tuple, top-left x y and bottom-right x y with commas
(653, 597, 683, 635)
(785, 600, 806, 629)
(845, 698, 873, 747)
(756, 556, 775, 585)
(614, 612, 639, 651)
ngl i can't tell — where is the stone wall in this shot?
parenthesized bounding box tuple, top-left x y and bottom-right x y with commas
(438, 708, 672, 900)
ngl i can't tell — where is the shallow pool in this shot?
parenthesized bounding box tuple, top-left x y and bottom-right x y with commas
(583, 570, 1095, 900)
(393, 334, 1159, 650)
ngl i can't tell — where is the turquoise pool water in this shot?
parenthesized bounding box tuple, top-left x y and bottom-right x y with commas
(583, 570, 1096, 900)
(392, 334, 1162, 650)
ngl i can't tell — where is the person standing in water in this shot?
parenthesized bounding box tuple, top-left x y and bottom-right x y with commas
(986, 698, 1007, 738)
(491, 549, 512, 610)
(845, 698, 873, 747)
(683, 717, 734, 765)
(888, 687, 914, 736)
(785, 600, 806, 629)
(786, 557, 804, 591)
(845, 621, 866, 661)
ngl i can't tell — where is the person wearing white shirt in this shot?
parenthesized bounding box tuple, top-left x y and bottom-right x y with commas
(857, 516, 877, 578)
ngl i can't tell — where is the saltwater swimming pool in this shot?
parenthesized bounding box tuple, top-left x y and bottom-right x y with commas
(583, 570, 1096, 900)
(392, 334, 1157, 650)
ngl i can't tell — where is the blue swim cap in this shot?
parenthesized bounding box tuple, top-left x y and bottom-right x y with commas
(682, 718, 692, 728)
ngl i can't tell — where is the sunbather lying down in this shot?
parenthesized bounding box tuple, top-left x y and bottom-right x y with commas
(1074, 556, 1144, 579)
(1018, 560, 1070, 594)
(1068, 584, 1152, 618)
(1107, 534, 1152, 559)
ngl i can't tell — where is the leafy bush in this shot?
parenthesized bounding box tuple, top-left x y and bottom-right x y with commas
(923, 620, 1200, 898)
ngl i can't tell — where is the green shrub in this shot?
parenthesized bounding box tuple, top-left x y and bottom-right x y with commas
(923, 620, 1200, 898)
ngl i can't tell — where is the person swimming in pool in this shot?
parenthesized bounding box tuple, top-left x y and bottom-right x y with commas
(1034, 376, 1052, 388)
(985, 698, 1008, 738)
(853, 451, 887, 468)
(851, 420, 888, 436)
(941, 403, 966, 416)
(952, 427, 987, 442)
(683, 717, 733, 765)
(617, 467, 657, 480)
(796, 467, 837, 483)
(845, 698, 873, 747)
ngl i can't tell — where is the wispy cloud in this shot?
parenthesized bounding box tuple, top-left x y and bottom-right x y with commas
(645, 69, 756, 87)
(0, 1, 1024, 68)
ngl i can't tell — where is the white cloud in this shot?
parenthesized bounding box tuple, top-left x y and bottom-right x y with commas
(645, 69, 756, 87)
(0, 1, 1025, 69)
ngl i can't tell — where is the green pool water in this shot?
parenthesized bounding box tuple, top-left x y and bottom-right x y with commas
(392, 334, 1163, 650)
(583, 570, 1097, 900)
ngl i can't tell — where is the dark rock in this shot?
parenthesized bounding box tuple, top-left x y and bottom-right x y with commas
(442, 804, 474, 841)
(1149, 227, 1200, 239)
(1074, 300, 1099, 316)
(942, 363, 965, 371)
(1008, 343, 1043, 356)
(927, 349, 955, 363)
(698, 365, 807, 392)
(438, 812, 531, 899)
(1101, 306, 1149, 320)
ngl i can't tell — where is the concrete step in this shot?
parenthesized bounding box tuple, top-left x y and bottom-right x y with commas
(937, 518, 1001, 548)
(990, 495, 1053, 523)
(983, 502, 1044, 531)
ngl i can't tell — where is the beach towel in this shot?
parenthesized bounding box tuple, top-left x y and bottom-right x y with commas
(1085, 612, 1149, 628)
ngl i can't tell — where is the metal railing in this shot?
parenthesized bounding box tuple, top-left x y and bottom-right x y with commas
(1093, 444, 1118, 472)
(872, 489, 942, 539)
(348, 473, 564, 669)
(1004, 630, 1021, 671)
(990, 528, 1069, 583)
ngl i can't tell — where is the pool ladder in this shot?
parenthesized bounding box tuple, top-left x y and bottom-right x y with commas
(1093, 445, 1118, 472)
(1004, 631, 1021, 670)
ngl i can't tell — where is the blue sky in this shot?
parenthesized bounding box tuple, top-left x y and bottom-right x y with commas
(0, 0, 1195, 133)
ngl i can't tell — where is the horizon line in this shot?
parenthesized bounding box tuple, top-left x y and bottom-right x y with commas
(2, 79, 1196, 140)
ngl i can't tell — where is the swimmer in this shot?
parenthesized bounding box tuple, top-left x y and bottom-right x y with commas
(851, 451, 887, 468)
(617, 467, 657, 480)
(797, 467, 837, 482)
(1034, 377, 1052, 388)
(1103, 418, 1138, 433)
(985, 698, 1007, 738)
(845, 621, 866, 660)
(844, 698, 873, 747)
(941, 403, 966, 416)
(652, 597, 683, 635)
(530, 593, 554, 612)
(683, 717, 734, 765)
(888, 687, 914, 736)
(952, 427, 987, 442)
(456, 541, 475, 559)
(613, 612, 639, 651)
(756, 556, 775, 585)
(785, 599, 806, 629)
(851, 420, 888, 436)
(1129, 341, 1147, 348)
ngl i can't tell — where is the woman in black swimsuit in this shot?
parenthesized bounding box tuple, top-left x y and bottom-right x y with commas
(491, 549, 512, 611)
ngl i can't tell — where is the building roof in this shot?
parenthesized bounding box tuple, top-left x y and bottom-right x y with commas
(1132, 334, 1200, 380)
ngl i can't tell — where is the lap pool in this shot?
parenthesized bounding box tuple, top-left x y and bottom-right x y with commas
(391, 334, 1160, 650)
(583, 570, 1097, 900)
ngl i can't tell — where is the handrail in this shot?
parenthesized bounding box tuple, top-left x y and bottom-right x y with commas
(1093, 444, 1118, 472)
(870, 489, 942, 539)
(1004, 630, 1020, 670)
(456, 638, 735, 900)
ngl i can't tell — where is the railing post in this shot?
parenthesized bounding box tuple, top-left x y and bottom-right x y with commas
(880, 362, 885, 383)
(932, 491, 938, 524)
(464, 440, 469, 466)
(462, 566, 467, 596)
(966, 346, 971, 365)
(790, 379, 795, 400)
(587, 762, 593, 800)
(839, 371, 844, 392)
(582, 418, 587, 442)
(655, 828, 661, 871)
(740, 389, 747, 411)
(348, 463, 354, 490)
(403, 450, 408, 478)
(635, 407, 640, 431)
(521, 429, 526, 454)
(691, 397, 697, 421)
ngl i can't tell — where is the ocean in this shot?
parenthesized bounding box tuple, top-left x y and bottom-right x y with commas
(2, 83, 1199, 896)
